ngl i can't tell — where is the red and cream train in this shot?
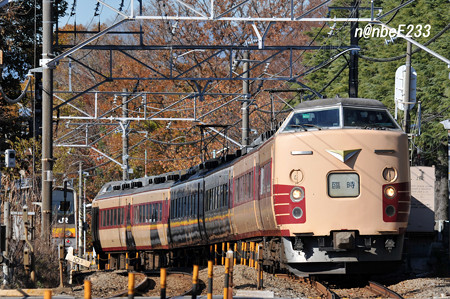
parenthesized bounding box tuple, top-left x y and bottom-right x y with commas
(92, 98, 410, 275)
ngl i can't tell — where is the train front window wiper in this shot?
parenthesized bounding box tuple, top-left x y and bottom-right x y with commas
(303, 124, 322, 130)
(288, 124, 308, 131)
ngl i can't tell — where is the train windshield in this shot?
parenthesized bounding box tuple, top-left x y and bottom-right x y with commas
(283, 108, 340, 131)
(52, 189, 74, 215)
(283, 106, 399, 131)
(343, 108, 398, 129)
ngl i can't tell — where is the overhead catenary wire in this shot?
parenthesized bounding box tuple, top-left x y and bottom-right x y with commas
(56, 1, 414, 174)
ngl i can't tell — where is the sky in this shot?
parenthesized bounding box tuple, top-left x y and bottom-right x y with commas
(58, 0, 129, 28)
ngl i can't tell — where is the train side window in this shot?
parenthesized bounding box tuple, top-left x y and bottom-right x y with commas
(209, 189, 213, 211)
(224, 184, 228, 207)
(216, 186, 219, 209)
(150, 204, 153, 222)
(193, 194, 197, 216)
(186, 196, 190, 217)
(173, 200, 176, 219)
(159, 203, 162, 221)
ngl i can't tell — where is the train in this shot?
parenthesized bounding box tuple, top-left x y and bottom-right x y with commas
(52, 185, 77, 249)
(91, 97, 410, 275)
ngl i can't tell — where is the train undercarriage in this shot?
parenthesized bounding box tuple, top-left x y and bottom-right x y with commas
(96, 233, 404, 277)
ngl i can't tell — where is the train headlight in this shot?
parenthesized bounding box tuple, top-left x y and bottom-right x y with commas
(384, 185, 397, 199)
(292, 207, 303, 219)
(290, 187, 304, 202)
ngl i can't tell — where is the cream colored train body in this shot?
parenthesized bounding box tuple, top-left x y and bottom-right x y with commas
(92, 98, 410, 274)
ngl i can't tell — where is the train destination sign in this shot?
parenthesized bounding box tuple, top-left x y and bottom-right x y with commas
(328, 173, 360, 198)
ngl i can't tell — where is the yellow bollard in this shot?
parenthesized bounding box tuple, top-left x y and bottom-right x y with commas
(128, 272, 135, 299)
(84, 280, 91, 299)
(214, 244, 218, 265)
(44, 289, 52, 299)
(249, 242, 254, 268)
(233, 243, 237, 266)
(222, 243, 225, 265)
(254, 244, 259, 269)
(207, 260, 213, 299)
(243, 243, 247, 266)
(192, 264, 199, 299)
(160, 268, 167, 299)
(126, 252, 129, 270)
(223, 257, 230, 299)
(226, 251, 234, 299)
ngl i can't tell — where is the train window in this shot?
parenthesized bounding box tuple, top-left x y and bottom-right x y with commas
(186, 197, 190, 217)
(113, 209, 117, 226)
(224, 184, 228, 207)
(328, 172, 360, 198)
(101, 210, 105, 227)
(194, 194, 198, 216)
(59, 201, 71, 212)
(159, 203, 162, 221)
(284, 108, 340, 131)
(343, 108, 398, 129)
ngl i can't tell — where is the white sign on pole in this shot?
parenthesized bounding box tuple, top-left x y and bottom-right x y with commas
(65, 247, 91, 267)
(395, 65, 417, 111)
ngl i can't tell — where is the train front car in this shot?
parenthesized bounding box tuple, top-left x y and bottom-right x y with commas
(272, 98, 410, 275)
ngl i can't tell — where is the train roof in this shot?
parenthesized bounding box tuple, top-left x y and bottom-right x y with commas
(293, 98, 386, 110)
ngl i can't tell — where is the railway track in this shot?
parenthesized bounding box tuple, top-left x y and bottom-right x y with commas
(366, 281, 404, 299)
(277, 273, 404, 299)
(322, 279, 405, 299)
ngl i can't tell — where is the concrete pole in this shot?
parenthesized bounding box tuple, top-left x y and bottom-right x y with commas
(122, 89, 129, 181)
(403, 41, 412, 134)
(241, 51, 250, 147)
(41, 0, 53, 240)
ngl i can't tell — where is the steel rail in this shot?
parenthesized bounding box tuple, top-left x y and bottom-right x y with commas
(367, 281, 404, 299)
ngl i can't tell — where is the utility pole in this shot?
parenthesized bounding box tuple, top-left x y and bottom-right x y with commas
(41, 0, 54, 239)
(241, 51, 250, 147)
(403, 41, 412, 133)
(122, 89, 129, 181)
(348, 0, 359, 98)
